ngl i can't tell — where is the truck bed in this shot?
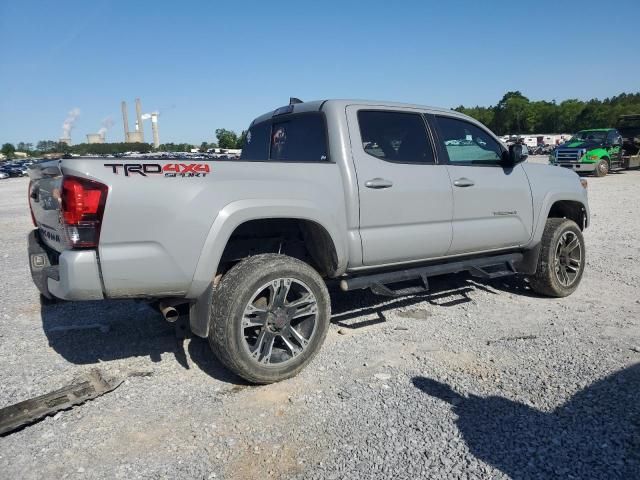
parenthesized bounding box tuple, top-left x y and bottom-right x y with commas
(28, 156, 347, 300)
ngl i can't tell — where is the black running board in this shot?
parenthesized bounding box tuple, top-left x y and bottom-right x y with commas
(340, 253, 522, 297)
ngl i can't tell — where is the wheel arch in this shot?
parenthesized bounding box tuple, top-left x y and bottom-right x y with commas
(547, 199, 588, 230)
(216, 217, 340, 278)
(186, 200, 346, 337)
(520, 195, 589, 275)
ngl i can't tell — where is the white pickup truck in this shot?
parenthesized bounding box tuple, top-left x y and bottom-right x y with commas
(28, 99, 590, 383)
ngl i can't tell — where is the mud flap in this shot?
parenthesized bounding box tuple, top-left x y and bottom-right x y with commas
(0, 369, 122, 436)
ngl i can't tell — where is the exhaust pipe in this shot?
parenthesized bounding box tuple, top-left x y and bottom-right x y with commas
(159, 302, 180, 323)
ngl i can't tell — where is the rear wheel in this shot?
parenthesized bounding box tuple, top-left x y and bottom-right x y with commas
(529, 218, 585, 297)
(208, 254, 330, 384)
(593, 159, 608, 177)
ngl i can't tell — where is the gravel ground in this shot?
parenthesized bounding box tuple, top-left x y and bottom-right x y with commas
(1, 158, 639, 479)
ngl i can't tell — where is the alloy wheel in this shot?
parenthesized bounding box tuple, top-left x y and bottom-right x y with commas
(241, 278, 318, 366)
(554, 231, 582, 287)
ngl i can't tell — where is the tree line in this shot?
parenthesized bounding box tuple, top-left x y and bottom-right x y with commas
(6, 91, 638, 158)
(455, 91, 640, 135)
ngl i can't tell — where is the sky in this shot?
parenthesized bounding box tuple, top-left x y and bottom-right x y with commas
(1, 0, 639, 146)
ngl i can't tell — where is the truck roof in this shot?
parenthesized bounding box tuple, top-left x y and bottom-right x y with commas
(250, 99, 461, 126)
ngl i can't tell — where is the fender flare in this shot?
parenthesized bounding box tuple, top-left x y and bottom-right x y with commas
(517, 192, 588, 275)
(186, 199, 347, 337)
(528, 191, 589, 246)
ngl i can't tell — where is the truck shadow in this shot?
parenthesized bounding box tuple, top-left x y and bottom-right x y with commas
(412, 363, 640, 479)
(39, 299, 244, 384)
(38, 272, 534, 383)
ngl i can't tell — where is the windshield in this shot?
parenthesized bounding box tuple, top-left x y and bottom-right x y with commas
(570, 131, 607, 143)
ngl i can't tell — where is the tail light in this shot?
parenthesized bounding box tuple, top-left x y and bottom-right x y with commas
(61, 176, 108, 248)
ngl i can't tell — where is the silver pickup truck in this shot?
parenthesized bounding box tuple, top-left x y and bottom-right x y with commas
(28, 99, 590, 383)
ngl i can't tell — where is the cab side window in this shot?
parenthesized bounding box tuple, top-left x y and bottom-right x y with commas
(434, 116, 503, 165)
(270, 114, 328, 162)
(240, 113, 329, 162)
(357, 110, 435, 164)
(607, 130, 621, 145)
(240, 121, 271, 161)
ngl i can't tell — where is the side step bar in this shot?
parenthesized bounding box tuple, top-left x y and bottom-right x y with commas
(340, 253, 523, 297)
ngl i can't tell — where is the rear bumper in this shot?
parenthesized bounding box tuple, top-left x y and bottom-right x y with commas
(28, 230, 104, 301)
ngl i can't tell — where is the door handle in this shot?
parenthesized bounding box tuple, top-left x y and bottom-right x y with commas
(365, 178, 393, 189)
(453, 177, 475, 187)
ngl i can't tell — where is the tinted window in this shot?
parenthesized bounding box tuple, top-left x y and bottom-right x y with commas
(435, 116, 503, 164)
(606, 130, 620, 144)
(240, 113, 328, 162)
(240, 121, 270, 161)
(358, 111, 434, 164)
(270, 114, 328, 162)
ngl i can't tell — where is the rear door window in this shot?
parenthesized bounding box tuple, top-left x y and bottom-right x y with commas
(357, 110, 435, 164)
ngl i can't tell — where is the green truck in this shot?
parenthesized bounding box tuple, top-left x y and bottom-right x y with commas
(551, 116, 640, 176)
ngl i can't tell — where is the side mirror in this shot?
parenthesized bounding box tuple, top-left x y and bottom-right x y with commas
(506, 144, 528, 166)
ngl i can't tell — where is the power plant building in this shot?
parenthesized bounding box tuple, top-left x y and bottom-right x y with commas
(86, 133, 105, 144)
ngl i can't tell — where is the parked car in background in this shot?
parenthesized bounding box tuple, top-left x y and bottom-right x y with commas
(0, 171, 9, 180)
(551, 128, 624, 177)
(0, 166, 25, 178)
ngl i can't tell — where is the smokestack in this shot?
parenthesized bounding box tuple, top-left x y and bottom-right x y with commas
(135, 98, 144, 142)
(151, 113, 160, 148)
(121, 101, 129, 142)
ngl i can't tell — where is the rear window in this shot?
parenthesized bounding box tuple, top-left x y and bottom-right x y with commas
(240, 113, 329, 162)
(240, 121, 270, 161)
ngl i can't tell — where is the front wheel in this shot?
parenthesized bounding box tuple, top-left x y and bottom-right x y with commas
(208, 254, 331, 384)
(593, 159, 608, 177)
(528, 218, 585, 297)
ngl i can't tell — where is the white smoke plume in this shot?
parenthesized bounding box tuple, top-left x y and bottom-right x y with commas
(140, 111, 159, 120)
(61, 107, 80, 139)
(98, 116, 114, 137)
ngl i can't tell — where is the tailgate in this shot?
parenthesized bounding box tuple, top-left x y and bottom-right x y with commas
(28, 161, 66, 253)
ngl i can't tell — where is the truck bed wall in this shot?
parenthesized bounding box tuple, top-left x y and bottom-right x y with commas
(60, 159, 350, 299)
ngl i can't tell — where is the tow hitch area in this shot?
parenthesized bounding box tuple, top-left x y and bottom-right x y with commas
(0, 369, 122, 436)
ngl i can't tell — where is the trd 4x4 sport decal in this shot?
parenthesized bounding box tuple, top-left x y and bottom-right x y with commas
(104, 163, 210, 177)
